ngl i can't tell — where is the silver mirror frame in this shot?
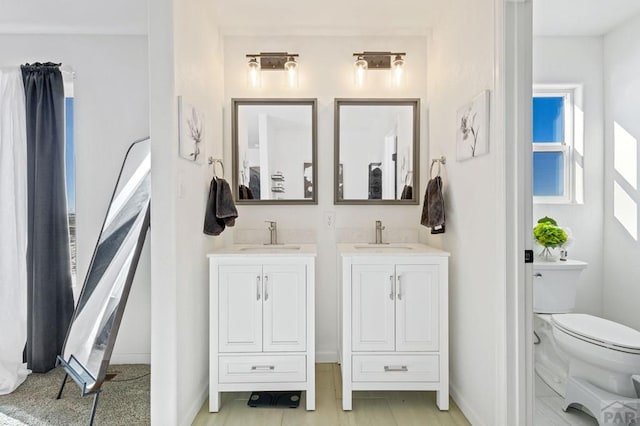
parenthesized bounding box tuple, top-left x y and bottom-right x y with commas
(334, 98, 420, 205)
(231, 98, 318, 205)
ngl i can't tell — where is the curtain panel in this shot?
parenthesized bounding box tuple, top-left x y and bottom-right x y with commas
(22, 63, 74, 373)
(0, 67, 30, 394)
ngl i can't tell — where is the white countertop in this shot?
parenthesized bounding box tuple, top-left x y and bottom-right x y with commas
(337, 243, 450, 256)
(207, 244, 317, 257)
(533, 258, 587, 268)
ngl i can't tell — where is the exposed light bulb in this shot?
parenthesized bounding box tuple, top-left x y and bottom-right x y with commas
(247, 57, 261, 89)
(284, 56, 298, 89)
(392, 55, 404, 88)
(354, 56, 367, 88)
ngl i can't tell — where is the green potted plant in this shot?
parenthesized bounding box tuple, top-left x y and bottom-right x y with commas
(533, 216, 567, 261)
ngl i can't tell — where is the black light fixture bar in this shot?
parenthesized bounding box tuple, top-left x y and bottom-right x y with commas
(246, 52, 299, 70)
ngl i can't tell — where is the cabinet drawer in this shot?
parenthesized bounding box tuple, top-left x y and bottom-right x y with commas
(219, 355, 306, 383)
(352, 355, 439, 382)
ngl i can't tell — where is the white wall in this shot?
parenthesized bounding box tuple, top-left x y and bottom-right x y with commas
(148, 0, 227, 424)
(223, 35, 429, 362)
(426, 0, 498, 424)
(174, 1, 226, 423)
(532, 37, 604, 316)
(602, 13, 640, 332)
(0, 34, 151, 364)
(268, 121, 310, 200)
(148, 0, 179, 422)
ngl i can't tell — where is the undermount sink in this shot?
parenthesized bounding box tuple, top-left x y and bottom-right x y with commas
(353, 244, 414, 250)
(239, 245, 302, 252)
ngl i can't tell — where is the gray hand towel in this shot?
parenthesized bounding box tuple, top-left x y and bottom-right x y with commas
(401, 185, 413, 200)
(215, 178, 238, 227)
(204, 178, 226, 235)
(204, 178, 239, 235)
(421, 176, 445, 234)
(238, 184, 254, 200)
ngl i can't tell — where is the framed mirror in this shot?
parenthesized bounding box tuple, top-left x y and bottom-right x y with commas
(232, 98, 317, 204)
(334, 99, 420, 204)
(58, 138, 150, 396)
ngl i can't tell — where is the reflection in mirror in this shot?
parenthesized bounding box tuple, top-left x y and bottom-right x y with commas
(232, 99, 317, 204)
(335, 99, 419, 204)
(59, 138, 151, 394)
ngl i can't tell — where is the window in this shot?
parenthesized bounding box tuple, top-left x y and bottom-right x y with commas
(63, 75, 76, 284)
(532, 89, 574, 203)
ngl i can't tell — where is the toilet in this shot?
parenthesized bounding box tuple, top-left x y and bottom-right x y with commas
(533, 260, 640, 424)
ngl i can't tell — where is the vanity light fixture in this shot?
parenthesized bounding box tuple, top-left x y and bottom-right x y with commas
(247, 57, 261, 88)
(392, 54, 405, 88)
(352, 51, 406, 88)
(246, 52, 300, 89)
(354, 55, 368, 88)
(284, 56, 298, 89)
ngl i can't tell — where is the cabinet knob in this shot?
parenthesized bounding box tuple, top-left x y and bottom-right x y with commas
(264, 275, 269, 301)
(397, 275, 402, 300)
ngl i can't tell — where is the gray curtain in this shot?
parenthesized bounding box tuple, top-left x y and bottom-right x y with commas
(22, 63, 74, 373)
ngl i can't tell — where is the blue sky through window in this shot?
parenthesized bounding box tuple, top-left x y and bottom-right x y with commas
(533, 152, 564, 196)
(533, 97, 564, 143)
(533, 96, 566, 197)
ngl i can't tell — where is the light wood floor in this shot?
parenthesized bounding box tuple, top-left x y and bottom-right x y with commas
(193, 363, 470, 426)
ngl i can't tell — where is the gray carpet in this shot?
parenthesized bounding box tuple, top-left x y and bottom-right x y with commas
(0, 365, 150, 426)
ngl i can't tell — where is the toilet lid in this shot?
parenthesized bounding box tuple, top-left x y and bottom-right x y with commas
(552, 314, 640, 352)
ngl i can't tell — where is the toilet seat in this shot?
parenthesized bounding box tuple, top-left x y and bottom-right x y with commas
(551, 314, 640, 355)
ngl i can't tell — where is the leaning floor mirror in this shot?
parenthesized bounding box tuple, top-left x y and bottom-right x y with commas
(56, 138, 151, 426)
(334, 99, 420, 204)
(232, 98, 318, 204)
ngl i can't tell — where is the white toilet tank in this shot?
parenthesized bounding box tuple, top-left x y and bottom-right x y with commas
(533, 260, 588, 314)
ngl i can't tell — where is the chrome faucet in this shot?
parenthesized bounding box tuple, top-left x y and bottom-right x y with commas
(265, 221, 279, 245)
(375, 220, 385, 244)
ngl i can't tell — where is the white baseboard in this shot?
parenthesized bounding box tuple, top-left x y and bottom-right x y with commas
(316, 351, 338, 363)
(450, 381, 485, 426)
(181, 379, 208, 426)
(110, 353, 150, 364)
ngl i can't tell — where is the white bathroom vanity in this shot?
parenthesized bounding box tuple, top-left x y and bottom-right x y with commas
(207, 245, 316, 412)
(338, 243, 450, 411)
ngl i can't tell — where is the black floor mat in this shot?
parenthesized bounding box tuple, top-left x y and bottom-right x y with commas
(247, 391, 302, 408)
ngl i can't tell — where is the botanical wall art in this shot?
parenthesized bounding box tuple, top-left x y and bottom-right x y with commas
(178, 95, 205, 163)
(456, 90, 490, 161)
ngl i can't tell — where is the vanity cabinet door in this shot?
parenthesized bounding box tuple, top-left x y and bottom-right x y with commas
(262, 264, 307, 352)
(352, 264, 396, 352)
(395, 264, 439, 352)
(219, 265, 263, 353)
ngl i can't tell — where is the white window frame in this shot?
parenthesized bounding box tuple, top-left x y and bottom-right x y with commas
(532, 87, 574, 204)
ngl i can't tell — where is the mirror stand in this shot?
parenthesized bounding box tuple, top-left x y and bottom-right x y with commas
(54, 138, 151, 426)
(55, 355, 102, 426)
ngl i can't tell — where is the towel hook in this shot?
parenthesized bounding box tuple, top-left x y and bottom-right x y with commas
(430, 156, 446, 178)
(208, 157, 224, 179)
